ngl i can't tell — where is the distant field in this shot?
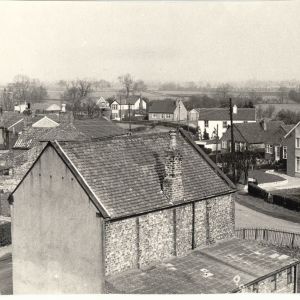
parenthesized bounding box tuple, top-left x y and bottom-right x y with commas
(257, 103, 300, 116)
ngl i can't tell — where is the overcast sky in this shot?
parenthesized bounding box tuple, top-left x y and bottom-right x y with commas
(0, 1, 299, 84)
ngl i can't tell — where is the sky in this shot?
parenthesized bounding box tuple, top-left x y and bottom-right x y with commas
(0, 1, 300, 84)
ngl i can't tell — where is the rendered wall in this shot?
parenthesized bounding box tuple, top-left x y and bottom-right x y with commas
(12, 146, 104, 294)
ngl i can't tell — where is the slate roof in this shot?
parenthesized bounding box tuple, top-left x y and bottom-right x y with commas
(114, 96, 141, 105)
(73, 118, 126, 139)
(106, 238, 298, 294)
(196, 108, 256, 121)
(13, 117, 126, 149)
(148, 99, 179, 114)
(221, 121, 286, 145)
(55, 130, 235, 219)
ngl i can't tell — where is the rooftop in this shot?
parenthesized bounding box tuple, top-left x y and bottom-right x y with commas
(53, 130, 234, 219)
(13, 117, 126, 149)
(221, 121, 287, 145)
(73, 117, 126, 139)
(196, 108, 256, 121)
(105, 238, 298, 294)
(148, 99, 180, 114)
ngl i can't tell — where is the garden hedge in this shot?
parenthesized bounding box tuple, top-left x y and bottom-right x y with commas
(272, 193, 300, 211)
(0, 221, 11, 246)
(248, 182, 269, 199)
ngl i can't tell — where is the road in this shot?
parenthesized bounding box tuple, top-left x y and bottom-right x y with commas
(235, 201, 300, 234)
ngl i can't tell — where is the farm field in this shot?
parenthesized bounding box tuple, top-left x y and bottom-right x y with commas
(257, 103, 300, 116)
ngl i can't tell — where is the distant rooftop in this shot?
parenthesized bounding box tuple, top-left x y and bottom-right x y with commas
(148, 99, 180, 114)
(196, 107, 256, 121)
(106, 238, 298, 294)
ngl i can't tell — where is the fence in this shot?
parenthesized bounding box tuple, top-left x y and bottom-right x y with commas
(235, 228, 300, 249)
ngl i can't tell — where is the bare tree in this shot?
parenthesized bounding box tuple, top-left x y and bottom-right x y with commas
(118, 74, 133, 98)
(132, 80, 147, 95)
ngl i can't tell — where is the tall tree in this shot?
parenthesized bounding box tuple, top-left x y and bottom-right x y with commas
(118, 74, 133, 97)
(132, 80, 147, 95)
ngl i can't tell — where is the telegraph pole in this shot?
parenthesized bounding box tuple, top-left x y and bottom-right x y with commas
(215, 124, 219, 164)
(129, 102, 132, 134)
(229, 98, 235, 182)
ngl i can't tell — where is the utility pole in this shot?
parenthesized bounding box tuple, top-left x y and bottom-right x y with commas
(129, 102, 132, 134)
(229, 98, 235, 182)
(215, 124, 219, 164)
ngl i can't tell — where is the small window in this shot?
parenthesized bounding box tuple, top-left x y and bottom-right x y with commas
(161, 114, 165, 119)
(166, 114, 171, 118)
(271, 274, 277, 292)
(297, 138, 300, 148)
(222, 140, 227, 149)
(283, 146, 287, 159)
(222, 121, 227, 128)
(152, 114, 156, 118)
(111, 104, 118, 110)
(266, 144, 273, 154)
(252, 282, 259, 293)
(287, 267, 293, 284)
(204, 120, 209, 128)
(235, 143, 240, 152)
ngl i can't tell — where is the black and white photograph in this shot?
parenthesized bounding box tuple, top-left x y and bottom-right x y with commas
(0, 0, 300, 295)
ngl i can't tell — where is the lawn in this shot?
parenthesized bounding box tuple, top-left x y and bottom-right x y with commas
(248, 169, 285, 184)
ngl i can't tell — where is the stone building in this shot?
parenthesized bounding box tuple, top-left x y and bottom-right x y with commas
(8, 129, 299, 294)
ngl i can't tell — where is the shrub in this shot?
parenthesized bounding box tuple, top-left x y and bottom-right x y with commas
(272, 193, 300, 211)
(0, 221, 11, 246)
(248, 182, 269, 199)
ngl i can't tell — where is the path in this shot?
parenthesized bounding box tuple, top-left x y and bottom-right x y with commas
(235, 201, 300, 234)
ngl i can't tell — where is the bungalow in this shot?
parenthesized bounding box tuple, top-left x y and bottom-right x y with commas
(148, 99, 187, 122)
(220, 120, 291, 162)
(109, 96, 147, 120)
(196, 105, 256, 140)
(8, 130, 299, 294)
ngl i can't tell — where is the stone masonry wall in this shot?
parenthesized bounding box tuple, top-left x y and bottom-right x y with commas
(105, 193, 234, 276)
(194, 201, 207, 248)
(241, 266, 295, 293)
(105, 218, 138, 275)
(207, 194, 235, 243)
(175, 204, 193, 256)
(139, 209, 174, 268)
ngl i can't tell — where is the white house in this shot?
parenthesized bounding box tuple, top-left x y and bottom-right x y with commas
(110, 96, 147, 120)
(197, 105, 256, 140)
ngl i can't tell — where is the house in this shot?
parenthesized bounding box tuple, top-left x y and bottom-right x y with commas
(8, 129, 299, 293)
(32, 102, 62, 114)
(196, 105, 256, 140)
(148, 99, 187, 122)
(109, 96, 147, 120)
(220, 120, 291, 162)
(283, 122, 300, 177)
(14, 103, 27, 113)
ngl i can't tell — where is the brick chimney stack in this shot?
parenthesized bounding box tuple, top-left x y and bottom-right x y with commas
(163, 130, 184, 203)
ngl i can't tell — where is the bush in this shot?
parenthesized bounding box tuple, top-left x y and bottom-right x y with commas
(248, 182, 269, 199)
(272, 193, 300, 211)
(0, 222, 11, 246)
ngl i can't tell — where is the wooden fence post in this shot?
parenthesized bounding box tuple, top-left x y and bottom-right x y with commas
(292, 233, 295, 248)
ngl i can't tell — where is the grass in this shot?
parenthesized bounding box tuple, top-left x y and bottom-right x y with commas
(248, 169, 285, 184)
